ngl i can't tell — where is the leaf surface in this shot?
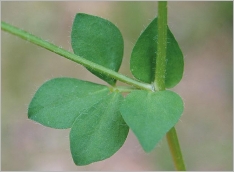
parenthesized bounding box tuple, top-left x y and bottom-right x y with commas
(28, 78, 109, 129)
(120, 90, 184, 152)
(70, 92, 129, 165)
(131, 17, 184, 88)
(71, 13, 124, 85)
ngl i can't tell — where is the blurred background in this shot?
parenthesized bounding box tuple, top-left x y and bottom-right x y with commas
(1, 1, 233, 171)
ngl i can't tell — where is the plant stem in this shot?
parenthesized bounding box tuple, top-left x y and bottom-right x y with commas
(155, 2, 186, 170)
(155, 1, 167, 91)
(1, 21, 153, 91)
(166, 127, 186, 170)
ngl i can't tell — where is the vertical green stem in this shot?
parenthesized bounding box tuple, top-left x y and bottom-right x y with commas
(155, 1, 167, 91)
(167, 127, 186, 170)
(155, 1, 186, 170)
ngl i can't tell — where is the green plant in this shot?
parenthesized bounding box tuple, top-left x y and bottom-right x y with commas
(1, 1, 186, 170)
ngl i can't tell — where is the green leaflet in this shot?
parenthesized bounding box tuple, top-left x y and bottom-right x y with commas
(28, 78, 109, 129)
(120, 90, 184, 152)
(130, 17, 184, 88)
(71, 13, 124, 86)
(70, 92, 129, 165)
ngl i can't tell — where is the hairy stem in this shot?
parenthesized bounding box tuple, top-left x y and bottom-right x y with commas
(1, 21, 153, 91)
(155, 1, 167, 90)
(156, 2, 186, 170)
(166, 127, 186, 170)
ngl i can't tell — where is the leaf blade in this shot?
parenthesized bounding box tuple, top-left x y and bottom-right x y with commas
(70, 92, 129, 165)
(71, 13, 124, 85)
(28, 78, 109, 129)
(120, 90, 184, 152)
(130, 17, 184, 88)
